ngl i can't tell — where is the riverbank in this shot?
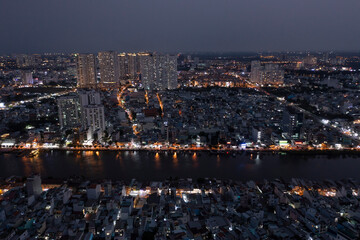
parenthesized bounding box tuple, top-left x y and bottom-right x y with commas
(1, 147, 360, 156)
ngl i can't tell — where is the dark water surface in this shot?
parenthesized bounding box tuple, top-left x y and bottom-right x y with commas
(0, 150, 360, 181)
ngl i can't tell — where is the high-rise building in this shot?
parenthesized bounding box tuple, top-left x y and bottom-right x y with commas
(57, 90, 105, 141)
(118, 53, 128, 80)
(98, 51, 119, 84)
(139, 54, 153, 89)
(250, 61, 263, 84)
(252, 126, 264, 143)
(127, 53, 138, 79)
(282, 107, 304, 139)
(250, 61, 283, 85)
(118, 53, 140, 80)
(78, 90, 101, 106)
(263, 64, 284, 85)
(78, 90, 105, 140)
(82, 105, 105, 133)
(140, 53, 178, 90)
(57, 93, 82, 129)
(76, 53, 97, 88)
(21, 71, 33, 85)
(26, 175, 42, 197)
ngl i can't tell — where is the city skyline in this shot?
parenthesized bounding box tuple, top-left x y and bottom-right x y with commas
(1, 1, 360, 239)
(1, 0, 360, 54)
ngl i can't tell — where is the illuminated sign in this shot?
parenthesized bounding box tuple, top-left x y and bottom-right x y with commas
(279, 140, 289, 146)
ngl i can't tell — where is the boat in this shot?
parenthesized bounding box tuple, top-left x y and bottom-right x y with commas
(28, 149, 39, 157)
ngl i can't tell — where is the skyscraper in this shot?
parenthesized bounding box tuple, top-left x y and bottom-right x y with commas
(127, 53, 138, 79)
(118, 53, 128, 80)
(118, 53, 140, 80)
(57, 90, 105, 141)
(98, 51, 119, 84)
(78, 90, 102, 106)
(21, 71, 33, 85)
(139, 53, 178, 90)
(78, 90, 105, 140)
(76, 53, 97, 88)
(82, 105, 105, 134)
(263, 64, 284, 85)
(282, 107, 304, 139)
(139, 53, 153, 89)
(57, 93, 82, 129)
(250, 61, 284, 85)
(250, 61, 263, 84)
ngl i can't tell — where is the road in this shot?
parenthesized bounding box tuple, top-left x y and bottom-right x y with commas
(6, 88, 75, 108)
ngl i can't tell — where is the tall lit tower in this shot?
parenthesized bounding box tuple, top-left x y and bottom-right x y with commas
(98, 51, 119, 85)
(250, 61, 283, 85)
(76, 53, 96, 88)
(118, 53, 140, 80)
(118, 53, 128, 80)
(250, 60, 263, 84)
(57, 93, 81, 129)
(139, 53, 178, 90)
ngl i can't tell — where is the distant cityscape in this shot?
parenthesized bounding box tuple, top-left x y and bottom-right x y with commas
(0, 51, 359, 153)
(2, 0, 360, 239)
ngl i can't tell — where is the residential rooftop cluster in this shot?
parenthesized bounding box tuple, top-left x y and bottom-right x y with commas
(1, 176, 360, 239)
(119, 87, 352, 149)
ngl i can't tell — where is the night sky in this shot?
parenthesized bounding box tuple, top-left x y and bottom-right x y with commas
(1, 0, 359, 54)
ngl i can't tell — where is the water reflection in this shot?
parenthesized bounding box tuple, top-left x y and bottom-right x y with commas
(1, 150, 360, 181)
(21, 154, 44, 176)
(192, 152, 198, 168)
(83, 151, 93, 157)
(172, 152, 178, 168)
(81, 151, 104, 174)
(154, 152, 161, 169)
(255, 153, 261, 165)
(116, 152, 124, 167)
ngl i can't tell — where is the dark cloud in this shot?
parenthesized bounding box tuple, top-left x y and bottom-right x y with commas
(0, 0, 359, 54)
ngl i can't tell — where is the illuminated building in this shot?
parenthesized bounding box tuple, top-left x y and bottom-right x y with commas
(250, 61, 284, 85)
(82, 105, 105, 137)
(118, 53, 139, 80)
(78, 90, 105, 140)
(98, 51, 119, 84)
(58, 90, 105, 140)
(76, 53, 97, 88)
(78, 89, 101, 106)
(263, 63, 284, 85)
(57, 94, 81, 129)
(252, 127, 264, 143)
(118, 53, 127, 80)
(250, 60, 263, 84)
(282, 107, 304, 140)
(21, 71, 33, 85)
(140, 53, 178, 90)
